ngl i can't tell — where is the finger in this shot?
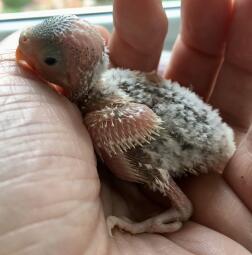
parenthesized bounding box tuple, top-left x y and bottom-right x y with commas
(109, 0, 168, 71)
(169, 222, 251, 255)
(181, 174, 252, 252)
(94, 25, 111, 45)
(0, 38, 105, 253)
(209, 0, 252, 130)
(224, 125, 252, 212)
(165, 0, 232, 99)
(113, 232, 196, 255)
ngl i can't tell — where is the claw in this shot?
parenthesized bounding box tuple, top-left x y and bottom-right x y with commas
(106, 209, 184, 235)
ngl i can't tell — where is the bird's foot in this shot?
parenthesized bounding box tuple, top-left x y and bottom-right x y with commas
(107, 208, 183, 236)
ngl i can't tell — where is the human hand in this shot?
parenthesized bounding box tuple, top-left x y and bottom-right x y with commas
(0, 1, 252, 255)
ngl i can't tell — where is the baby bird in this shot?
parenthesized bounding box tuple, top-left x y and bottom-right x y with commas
(16, 15, 236, 235)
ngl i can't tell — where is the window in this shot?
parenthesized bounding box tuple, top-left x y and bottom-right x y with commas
(0, 0, 179, 13)
(0, 1, 180, 50)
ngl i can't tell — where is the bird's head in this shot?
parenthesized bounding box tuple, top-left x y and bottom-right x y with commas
(16, 15, 108, 100)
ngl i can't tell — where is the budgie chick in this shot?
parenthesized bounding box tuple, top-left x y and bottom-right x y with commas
(16, 15, 236, 235)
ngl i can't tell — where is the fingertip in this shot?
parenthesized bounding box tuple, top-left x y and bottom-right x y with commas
(165, 0, 232, 98)
(181, 0, 232, 55)
(110, 0, 168, 71)
(94, 25, 111, 46)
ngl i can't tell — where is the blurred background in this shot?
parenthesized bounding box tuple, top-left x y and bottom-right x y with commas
(0, 0, 175, 13)
(0, 0, 180, 54)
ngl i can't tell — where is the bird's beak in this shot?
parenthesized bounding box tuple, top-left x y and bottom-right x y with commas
(16, 46, 36, 73)
(15, 46, 25, 62)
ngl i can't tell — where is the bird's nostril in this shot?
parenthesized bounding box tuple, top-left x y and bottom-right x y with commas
(21, 34, 29, 44)
(22, 36, 28, 43)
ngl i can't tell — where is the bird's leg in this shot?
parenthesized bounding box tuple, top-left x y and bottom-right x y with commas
(107, 175, 193, 235)
(84, 103, 192, 235)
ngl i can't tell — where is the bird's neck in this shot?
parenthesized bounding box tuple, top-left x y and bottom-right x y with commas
(69, 52, 109, 112)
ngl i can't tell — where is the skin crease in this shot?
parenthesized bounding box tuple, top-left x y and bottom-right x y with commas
(0, 0, 252, 254)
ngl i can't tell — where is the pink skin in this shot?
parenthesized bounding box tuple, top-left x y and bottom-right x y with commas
(17, 18, 104, 95)
(62, 20, 105, 94)
(0, 0, 252, 254)
(16, 16, 197, 234)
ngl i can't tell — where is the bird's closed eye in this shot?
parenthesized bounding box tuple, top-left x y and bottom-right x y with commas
(44, 57, 57, 66)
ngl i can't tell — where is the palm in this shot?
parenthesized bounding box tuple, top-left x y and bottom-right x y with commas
(0, 0, 252, 254)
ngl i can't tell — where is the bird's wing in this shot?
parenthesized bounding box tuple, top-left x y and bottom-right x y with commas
(84, 102, 163, 157)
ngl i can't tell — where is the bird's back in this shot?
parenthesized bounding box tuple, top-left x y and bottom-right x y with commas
(101, 68, 235, 177)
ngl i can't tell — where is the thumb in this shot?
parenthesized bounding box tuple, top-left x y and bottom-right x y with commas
(0, 34, 103, 254)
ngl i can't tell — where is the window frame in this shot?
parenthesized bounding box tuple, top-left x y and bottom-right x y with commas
(0, 1, 181, 50)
